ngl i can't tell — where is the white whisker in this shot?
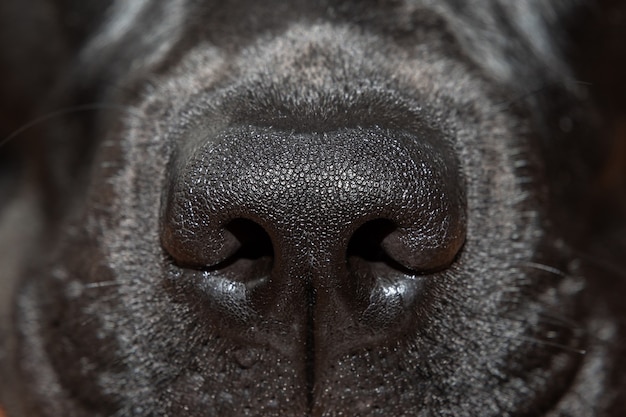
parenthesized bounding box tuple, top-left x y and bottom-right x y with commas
(510, 335, 587, 355)
(520, 261, 567, 277)
(84, 280, 121, 289)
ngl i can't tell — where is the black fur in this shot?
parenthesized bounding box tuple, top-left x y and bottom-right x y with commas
(1, 1, 625, 416)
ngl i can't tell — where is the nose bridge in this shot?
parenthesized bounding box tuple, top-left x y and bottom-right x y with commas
(266, 143, 380, 250)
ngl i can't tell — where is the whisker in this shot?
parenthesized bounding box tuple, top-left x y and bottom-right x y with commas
(0, 103, 145, 149)
(501, 334, 587, 355)
(490, 79, 592, 114)
(536, 311, 584, 330)
(461, 306, 584, 333)
(519, 261, 567, 277)
(83, 280, 122, 289)
(448, 308, 588, 355)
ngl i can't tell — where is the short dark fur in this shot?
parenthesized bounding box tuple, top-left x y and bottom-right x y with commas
(1, 0, 625, 416)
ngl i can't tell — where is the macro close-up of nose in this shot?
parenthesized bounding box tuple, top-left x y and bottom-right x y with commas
(161, 123, 466, 364)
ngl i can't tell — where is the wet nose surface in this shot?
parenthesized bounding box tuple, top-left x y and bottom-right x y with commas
(162, 124, 465, 373)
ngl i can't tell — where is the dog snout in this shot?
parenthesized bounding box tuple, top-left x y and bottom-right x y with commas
(161, 121, 466, 360)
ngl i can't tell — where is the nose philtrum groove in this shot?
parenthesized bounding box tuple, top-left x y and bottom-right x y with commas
(187, 218, 320, 411)
(305, 276, 317, 411)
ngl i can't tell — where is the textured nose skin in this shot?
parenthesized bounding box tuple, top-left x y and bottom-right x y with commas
(162, 124, 465, 367)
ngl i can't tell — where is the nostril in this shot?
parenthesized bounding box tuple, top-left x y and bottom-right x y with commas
(347, 217, 463, 275)
(211, 219, 274, 292)
(345, 216, 463, 332)
(345, 219, 426, 332)
(380, 225, 464, 274)
(225, 218, 274, 263)
(346, 219, 415, 275)
(162, 216, 274, 281)
(163, 217, 274, 327)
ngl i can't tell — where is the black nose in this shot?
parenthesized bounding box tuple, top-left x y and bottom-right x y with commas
(162, 124, 465, 361)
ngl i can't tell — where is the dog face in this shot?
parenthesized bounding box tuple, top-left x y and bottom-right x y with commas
(1, 1, 624, 416)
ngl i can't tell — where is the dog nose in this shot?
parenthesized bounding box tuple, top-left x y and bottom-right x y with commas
(162, 124, 465, 358)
